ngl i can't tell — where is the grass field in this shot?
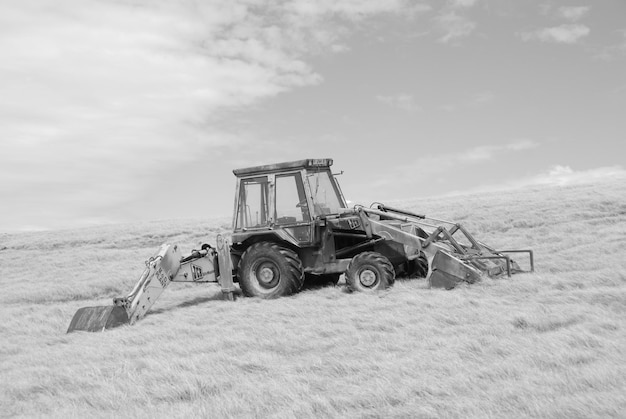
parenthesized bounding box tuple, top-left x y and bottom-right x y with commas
(1, 180, 625, 418)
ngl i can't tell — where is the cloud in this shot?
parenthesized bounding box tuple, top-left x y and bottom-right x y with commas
(557, 6, 591, 22)
(521, 5, 626, 63)
(538, 4, 553, 16)
(438, 90, 495, 111)
(0, 0, 418, 230)
(592, 29, 626, 61)
(376, 94, 421, 112)
(438, 104, 457, 112)
(455, 165, 626, 196)
(331, 44, 350, 53)
(520, 24, 590, 44)
(372, 140, 540, 187)
(524, 165, 626, 187)
(433, 11, 477, 43)
(472, 91, 496, 105)
(521, 5, 591, 46)
(456, 140, 538, 162)
(449, 0, 479, 8)
(431, 0, 480, 44)
(539, 5, 591, 21)
(285, 0, 415, 18)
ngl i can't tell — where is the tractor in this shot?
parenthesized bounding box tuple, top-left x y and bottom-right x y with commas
(67, 158, 533, 332)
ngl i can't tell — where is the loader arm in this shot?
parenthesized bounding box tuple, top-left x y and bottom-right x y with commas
(357, 205, 534, 289)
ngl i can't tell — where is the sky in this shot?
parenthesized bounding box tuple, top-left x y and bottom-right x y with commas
(1, 0, 625, 232)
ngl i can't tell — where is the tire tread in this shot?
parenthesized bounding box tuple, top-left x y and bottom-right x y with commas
(238, 242, 304, 298)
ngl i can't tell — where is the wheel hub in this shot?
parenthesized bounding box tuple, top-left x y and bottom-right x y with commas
(255, 261, 279, 289)
(259, 267, 274, 283)
(359, 269, 377, 287)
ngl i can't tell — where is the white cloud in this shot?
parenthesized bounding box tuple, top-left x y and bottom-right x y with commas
(457, 140, 538, 162)
(438, 104, 457, 112)
(524, 165, 626, 187)
(412, 165, 626, 203)
(522, 5, 591, 45)
(432, 0, 479, 44)
(539, 4, 553, 16)
(506, 140, 537, 151)
(521, 24, 590, 44)
(450, 0, 479, 8)
(376, 94, 421, 112)
(331, 44, 350, 53)
(455, 165, 626, 196)
(438, 90, 495, 111)
(472, 91, 496, 105)
(0, 0, 419, 230)
(557, 6, 591, 22)
(433, 11, 477, 43)
(372, 140, 540, 187)
(285, 0, 411, 17)
(410, 4, 434, 15)
(593, 29, 626, 61)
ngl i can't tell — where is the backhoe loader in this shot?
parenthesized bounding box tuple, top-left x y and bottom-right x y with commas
(67, 158, 533, 333)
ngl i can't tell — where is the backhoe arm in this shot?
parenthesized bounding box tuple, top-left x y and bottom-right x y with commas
(113, 243, 183, 325)
(67, 235, 234, 333)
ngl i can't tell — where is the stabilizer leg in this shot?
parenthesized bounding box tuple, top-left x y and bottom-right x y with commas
(216, 234, 237, 301)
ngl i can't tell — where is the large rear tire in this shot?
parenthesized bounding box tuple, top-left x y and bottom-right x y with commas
(237, 242, 304, 298)
(345, 252, 395, 292)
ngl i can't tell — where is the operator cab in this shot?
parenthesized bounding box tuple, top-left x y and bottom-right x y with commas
(232, 158, 347, 243)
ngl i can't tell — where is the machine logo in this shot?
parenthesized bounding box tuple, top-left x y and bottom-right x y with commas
(191, 264, 203, 281)
(348, 218, 360, 229)
(156, 267, 169, 288)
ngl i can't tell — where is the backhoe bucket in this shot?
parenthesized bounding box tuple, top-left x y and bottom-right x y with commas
(429, 251, 482, 290)
(67, 306, 129, 333)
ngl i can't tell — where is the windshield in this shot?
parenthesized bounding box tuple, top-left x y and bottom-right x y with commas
(306, 170, 345, 216)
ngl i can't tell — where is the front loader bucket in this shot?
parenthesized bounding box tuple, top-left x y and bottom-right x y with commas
(429, 251, 482, 290)
(67, 306, 129, 333)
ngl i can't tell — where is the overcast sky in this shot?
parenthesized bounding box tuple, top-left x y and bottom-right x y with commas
(1, 0, 625, 232)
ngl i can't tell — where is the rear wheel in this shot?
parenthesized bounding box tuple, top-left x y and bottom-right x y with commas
(345, 252, 395, 292)
(237, 242, 304, 298)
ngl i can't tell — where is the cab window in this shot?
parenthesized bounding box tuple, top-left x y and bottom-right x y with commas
(275, 173, 309, 224)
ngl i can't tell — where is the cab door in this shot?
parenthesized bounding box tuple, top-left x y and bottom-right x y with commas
(274, 171, 312, 243)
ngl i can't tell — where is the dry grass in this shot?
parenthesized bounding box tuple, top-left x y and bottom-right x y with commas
(1, 181, 625, 418)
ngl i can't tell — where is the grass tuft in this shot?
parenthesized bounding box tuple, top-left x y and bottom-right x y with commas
(1, 181, 626, 417)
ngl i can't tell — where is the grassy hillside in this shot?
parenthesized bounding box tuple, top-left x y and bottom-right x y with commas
(1, 180, 625, 418)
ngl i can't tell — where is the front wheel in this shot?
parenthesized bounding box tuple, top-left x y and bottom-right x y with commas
(345, 252, 395, 292)
(237, 242, 304, 298)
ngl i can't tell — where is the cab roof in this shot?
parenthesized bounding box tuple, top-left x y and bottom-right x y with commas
(233, 158, 333, 177)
